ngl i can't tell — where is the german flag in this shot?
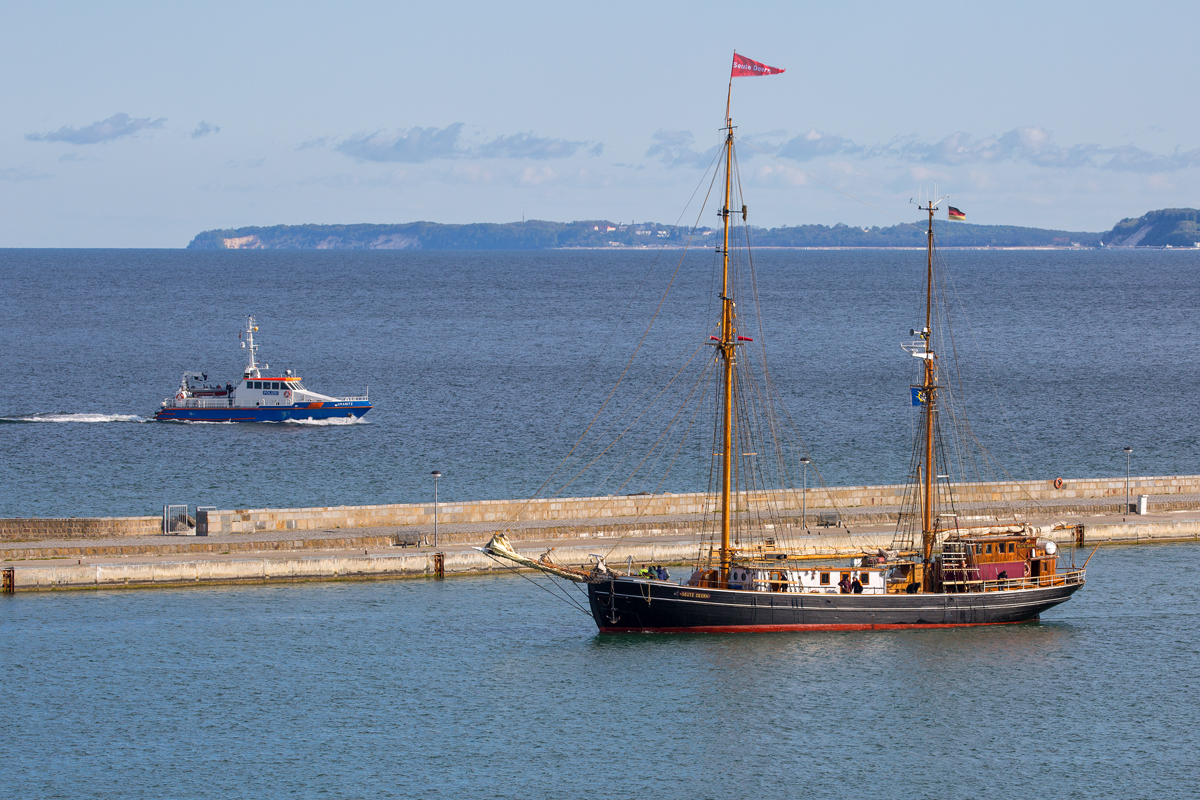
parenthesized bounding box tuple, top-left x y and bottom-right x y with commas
(948, 206, 966, 221)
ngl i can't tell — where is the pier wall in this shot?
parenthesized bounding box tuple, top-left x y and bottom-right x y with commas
(203, 474, 1200, 534)
(3, 474, 1197, 542)
(7, 520, 1200, 592)
(7, 537, 885, 591)
(0, 516, 160, 542)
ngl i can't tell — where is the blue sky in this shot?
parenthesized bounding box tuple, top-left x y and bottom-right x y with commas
(3, 1, 1198, 246)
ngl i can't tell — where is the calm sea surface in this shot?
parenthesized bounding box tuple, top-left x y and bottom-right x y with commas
(2, 542, 1197, 799)
(1, 247, 1198, 517)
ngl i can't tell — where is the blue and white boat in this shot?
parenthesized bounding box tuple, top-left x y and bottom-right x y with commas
(154, 316, 372, 422)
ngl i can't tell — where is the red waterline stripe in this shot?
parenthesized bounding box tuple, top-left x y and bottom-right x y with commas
(598, 619, 1036, 634)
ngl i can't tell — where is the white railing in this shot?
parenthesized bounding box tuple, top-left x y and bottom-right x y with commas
(941, 568, 1086, 593)
(340, 395, 370, 402)
(176, 398, 235, 409)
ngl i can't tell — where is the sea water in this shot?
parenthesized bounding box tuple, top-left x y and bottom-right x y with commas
(1, 247, 1198, 517)
(1, 542, 1197, 798)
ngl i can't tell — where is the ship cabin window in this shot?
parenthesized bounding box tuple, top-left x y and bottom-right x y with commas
(985, 544, 993, 555)
(975, 544, 983, 554)
(819, 572, 830, 585)
(1007, 542, 1015, 554)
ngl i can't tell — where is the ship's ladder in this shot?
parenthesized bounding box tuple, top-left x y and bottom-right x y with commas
(939, 543, 978, 593)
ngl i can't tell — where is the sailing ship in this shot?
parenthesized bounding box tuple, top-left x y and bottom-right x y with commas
(482, 54, 1086, 632)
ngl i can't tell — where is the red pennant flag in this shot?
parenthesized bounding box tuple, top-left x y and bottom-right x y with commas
(731, 52, 785, 78)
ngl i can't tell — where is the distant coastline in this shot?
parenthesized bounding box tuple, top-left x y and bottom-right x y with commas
(186, 207, 1200, 251)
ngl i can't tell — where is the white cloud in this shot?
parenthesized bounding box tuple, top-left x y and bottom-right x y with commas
(191, 121, 220, 139)
(335, 124, 595, 163)
(0, 166, 51, 182)
(26, 113, 166, 144)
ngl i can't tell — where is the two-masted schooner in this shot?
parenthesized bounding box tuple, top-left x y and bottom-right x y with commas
(483, 53, 1086, 632)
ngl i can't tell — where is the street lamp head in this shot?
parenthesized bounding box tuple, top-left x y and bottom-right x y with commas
(431, 470, 442, 478)
(799, 457, 812, 465)
(1123, 447, 1132, 454)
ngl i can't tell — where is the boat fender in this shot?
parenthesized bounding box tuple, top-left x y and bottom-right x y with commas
(1053, 477, 1064, 490)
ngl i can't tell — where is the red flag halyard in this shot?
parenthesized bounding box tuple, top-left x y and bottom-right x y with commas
(948, 206, 966, 221)
(731, 52, 785, 77)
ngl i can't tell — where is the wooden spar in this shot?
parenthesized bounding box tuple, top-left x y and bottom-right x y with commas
(920, 200, 938, 588)
(718, 111, 736, 585)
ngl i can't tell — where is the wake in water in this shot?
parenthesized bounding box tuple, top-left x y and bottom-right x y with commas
(0, 412, 148, 424)
(277, 416, 369, 427)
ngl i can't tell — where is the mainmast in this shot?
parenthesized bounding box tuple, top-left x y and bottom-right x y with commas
(717, 99, 737, 585)
(917, 200, 940, 586)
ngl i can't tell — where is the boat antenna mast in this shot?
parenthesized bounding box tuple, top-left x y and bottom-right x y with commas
(914, 196, 947, 586)
(242, 316, 263, 379)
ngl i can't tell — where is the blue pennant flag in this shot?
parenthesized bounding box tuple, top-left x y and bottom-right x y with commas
(911, 388, 927, 406)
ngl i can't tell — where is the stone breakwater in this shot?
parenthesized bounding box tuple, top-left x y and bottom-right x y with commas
(5, 519, 1200, 593)
(200, 475, 1199, 535)
(4, 474, 1193, 542)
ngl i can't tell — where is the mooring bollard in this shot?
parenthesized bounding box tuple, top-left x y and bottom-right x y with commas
(2, 567, 14, 594)
(1075, 525, 1086, 548)
(433, 552, 445, 579)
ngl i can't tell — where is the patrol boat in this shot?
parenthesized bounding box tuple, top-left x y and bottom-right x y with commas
(153, 317, 372, 422)
(480, 52, 1086, 632)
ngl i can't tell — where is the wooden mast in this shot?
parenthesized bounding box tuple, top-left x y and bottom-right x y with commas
(718, 85, 736, 585)
(919, 200, 938, 588)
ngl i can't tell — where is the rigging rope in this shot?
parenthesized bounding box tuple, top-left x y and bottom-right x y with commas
(481, 552, 593, 617)
(733, 136, 924, 232)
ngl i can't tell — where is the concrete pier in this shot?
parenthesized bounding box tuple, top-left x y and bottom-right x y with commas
(5, 473, 1199, 542)
(3, 478, 1199, 593)
(4, 514, 1200, 593)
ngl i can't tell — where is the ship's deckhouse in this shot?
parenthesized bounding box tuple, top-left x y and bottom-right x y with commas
(724, 566, 887, 594)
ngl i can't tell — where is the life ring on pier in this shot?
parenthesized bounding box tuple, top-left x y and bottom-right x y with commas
(175, 392, 185, 401)
(1053, 477, 1064, 490)
(284, 390, 291, 399)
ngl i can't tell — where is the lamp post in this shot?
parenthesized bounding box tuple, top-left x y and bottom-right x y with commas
(799, 457, 812, 530)
(431, 470, 442, 547)
(1123, 447, 1132, 513)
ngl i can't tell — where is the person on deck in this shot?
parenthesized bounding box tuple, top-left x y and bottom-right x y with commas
(838, 575, 851, 594)
(851, 577, 863, 594)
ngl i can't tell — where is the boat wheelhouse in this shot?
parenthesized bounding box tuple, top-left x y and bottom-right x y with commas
(153, 317, 371, 422)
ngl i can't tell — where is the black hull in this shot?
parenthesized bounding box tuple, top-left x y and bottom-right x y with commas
(587, 577, 1083, 633)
